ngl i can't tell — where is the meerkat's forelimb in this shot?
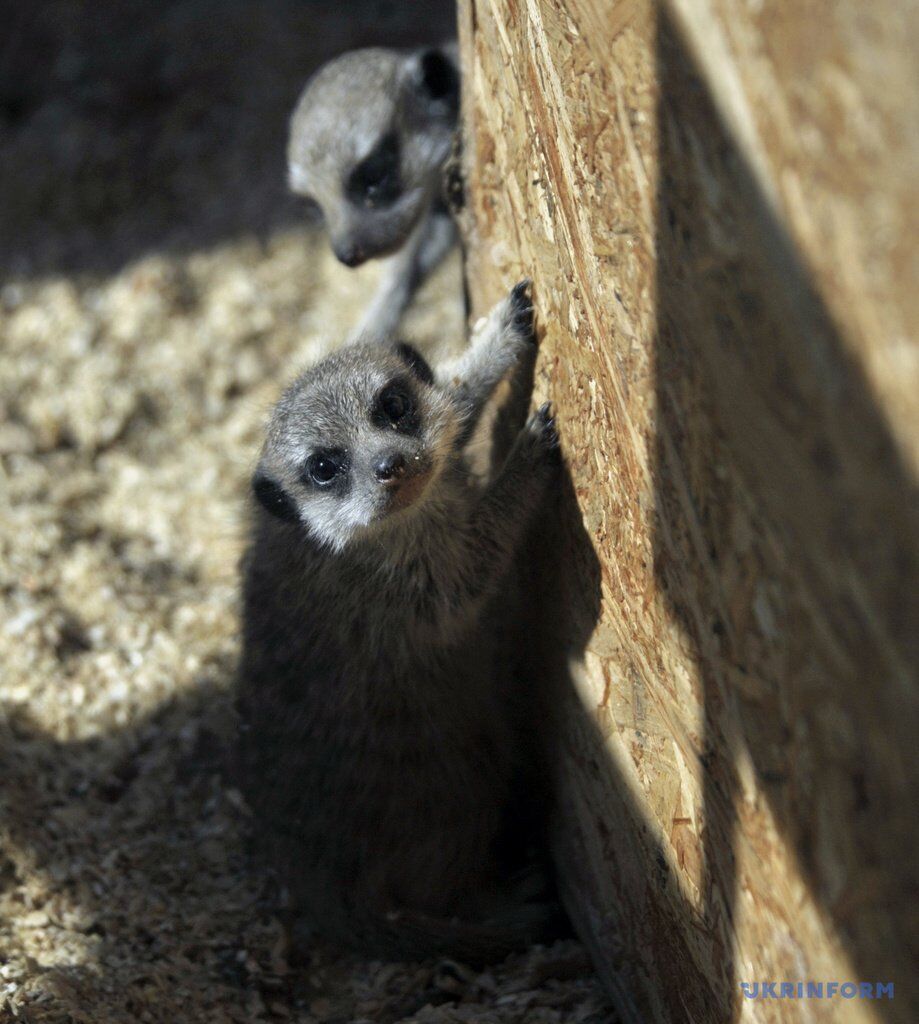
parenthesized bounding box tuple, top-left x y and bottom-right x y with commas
(236, 280, 564, 962)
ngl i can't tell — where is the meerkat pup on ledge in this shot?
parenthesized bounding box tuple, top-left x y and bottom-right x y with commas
(287, 44, 461, 340)
(236, 282, 563, 962)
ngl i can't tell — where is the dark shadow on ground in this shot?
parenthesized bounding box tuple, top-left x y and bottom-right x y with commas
(0, 497, 611, 1024)
(0, 0, 457, 280)
(0, 681, 274, 1018)
(2, 684, 603, 1022)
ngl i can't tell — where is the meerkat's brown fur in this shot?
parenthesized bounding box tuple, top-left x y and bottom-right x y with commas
(236, 283, 564, 961)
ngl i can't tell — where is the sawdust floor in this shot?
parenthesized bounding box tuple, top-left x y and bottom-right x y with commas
(0, 2, 612, 1021)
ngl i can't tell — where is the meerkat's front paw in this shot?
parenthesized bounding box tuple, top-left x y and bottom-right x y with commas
(473, 279, 536, 351)
(466, 279, 538, 376)
(504, 279, 537, 346)
(522, 401, 561, 463)
(507, 279, 536, 343)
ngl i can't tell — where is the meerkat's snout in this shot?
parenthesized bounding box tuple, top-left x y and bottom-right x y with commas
(334, 239, 368, 268)
(374, 451, 406, 484)
(373, 447, 433, 516)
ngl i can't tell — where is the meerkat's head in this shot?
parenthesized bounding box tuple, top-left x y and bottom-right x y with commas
(253, 341, 458, 551)
(287, 46, 459, 268)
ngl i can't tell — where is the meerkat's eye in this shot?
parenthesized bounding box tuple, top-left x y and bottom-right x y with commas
(373, 380, 420, 433)
(347, 133, 401, 209)
(304, 450, 346, 486)
(417, 49, 460, 107)
(382, 389, 410, 421)
(376, 383, 412, 424)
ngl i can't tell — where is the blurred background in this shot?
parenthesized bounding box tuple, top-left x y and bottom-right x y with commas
(1, 0, 459, 275)
(0, 3, 610, 1021)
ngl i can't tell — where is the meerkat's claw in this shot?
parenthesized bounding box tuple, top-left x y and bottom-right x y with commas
(526, 402, 561, 461)
(510, 278, 532, 303)
(507, 279, 536, 344)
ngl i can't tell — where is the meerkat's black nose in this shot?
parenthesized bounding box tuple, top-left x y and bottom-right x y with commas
(374, 452, 406, 484)
(335, 243, 365, 267)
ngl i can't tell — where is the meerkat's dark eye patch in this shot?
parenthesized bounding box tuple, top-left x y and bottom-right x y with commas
(346, 133, 401, 209)
(418, 49, 459, 109)
(373, 381, 420, 434)
(395, 343, 434, 385)
(253, 473, 300, 523)
(304, 449, 348, 487)
(380, 387, 411, 423)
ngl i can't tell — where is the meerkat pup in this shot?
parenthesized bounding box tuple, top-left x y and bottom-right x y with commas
(236, 282, 562, 962)
(288, 45, 460, 340)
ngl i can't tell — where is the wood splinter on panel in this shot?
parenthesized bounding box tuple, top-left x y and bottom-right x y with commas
(459, 0, 919, 1021)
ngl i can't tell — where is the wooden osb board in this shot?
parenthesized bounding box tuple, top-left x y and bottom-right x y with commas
(457, 1, 919, 1021)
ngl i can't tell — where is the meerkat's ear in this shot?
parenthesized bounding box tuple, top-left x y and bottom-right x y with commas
(252, 472, 300, 524)
(395, 342, 435, 385)
(411, 47, 460, 113)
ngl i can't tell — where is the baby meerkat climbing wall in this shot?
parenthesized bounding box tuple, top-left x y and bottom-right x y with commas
(457, 1, 919, 1021)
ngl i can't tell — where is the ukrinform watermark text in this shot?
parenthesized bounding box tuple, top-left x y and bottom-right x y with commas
(740, 982, 894, 1000)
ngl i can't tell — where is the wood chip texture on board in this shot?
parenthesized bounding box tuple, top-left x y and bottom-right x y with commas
(458, 0, 919, 1021)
